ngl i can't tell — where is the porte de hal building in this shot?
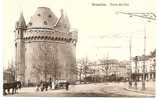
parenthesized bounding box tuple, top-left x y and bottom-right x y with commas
(15, 7, 78, 85)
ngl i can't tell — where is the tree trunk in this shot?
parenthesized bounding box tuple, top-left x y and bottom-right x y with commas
(84, 73, 87, 84)
(44, 72, 47, 81)
(79, 72, 81, 83)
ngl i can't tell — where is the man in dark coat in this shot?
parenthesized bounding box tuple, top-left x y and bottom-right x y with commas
(65, 81, 70, 91)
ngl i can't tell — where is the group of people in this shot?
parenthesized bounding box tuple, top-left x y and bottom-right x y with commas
(36, 80, 70, 92)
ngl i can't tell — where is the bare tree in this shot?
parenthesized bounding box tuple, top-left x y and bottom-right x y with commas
(70, 63, 78, 80)
(77, 57, 89, 83)
(99, 58, 111, 81)
(31, 43, 59, 82)
(150, 49, 156, 58)
(79, 66, 83, 83)
(76, 61, 83, 83)
(6, 62, 16, 82)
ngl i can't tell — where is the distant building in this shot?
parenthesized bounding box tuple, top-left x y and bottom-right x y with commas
(105, 60, 128, 78)
(15, 7, 78, 85)
(131, 50, 156, 81)
(3, 68, 15, 83)
(80, 59, 129, 82)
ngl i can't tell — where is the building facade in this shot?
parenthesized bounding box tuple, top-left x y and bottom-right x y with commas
(131, 51, 156, 81)
(3, 68, 15, 83)
(80, 60, 128, 82)
(15, 7, 78, 85)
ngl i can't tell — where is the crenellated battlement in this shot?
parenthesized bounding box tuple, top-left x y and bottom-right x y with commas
(23, 28, 77, 44)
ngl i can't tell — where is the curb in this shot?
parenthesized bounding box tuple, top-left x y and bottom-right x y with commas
(124, 87, 155, 95)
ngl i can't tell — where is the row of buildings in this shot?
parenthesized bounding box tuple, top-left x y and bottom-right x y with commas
(130, 50, 156, 81)
(77, 59, 129, 82)
(77, 50, 156, 83)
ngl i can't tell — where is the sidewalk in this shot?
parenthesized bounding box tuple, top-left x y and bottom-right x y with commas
(124, 81, 155, 95)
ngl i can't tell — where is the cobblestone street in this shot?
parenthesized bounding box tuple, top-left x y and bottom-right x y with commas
(6, 82, 155, 97)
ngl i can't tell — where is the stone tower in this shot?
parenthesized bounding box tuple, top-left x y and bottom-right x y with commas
(15, 12, 26, 83)
(15, 7, 78, 85)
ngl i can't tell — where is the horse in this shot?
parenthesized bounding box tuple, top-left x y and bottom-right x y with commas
(36, 81, 52, 92)
(40, 81, 52, 91)
(3, 81, 22, 95)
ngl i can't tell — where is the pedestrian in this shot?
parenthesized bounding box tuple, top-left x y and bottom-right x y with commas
(48, 78, 52, 89)
(36, 84, 40, 92)
(36, 81, 42, 92)
(52, 81, 55, 90)
(65, 81, 70, 91)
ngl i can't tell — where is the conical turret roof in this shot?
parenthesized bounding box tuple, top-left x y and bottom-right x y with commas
(16, 12, 26, 28)
(55, 9, 70, 32)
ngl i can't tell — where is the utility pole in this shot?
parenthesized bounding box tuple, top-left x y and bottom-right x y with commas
(129, 35, 132, 88)
(134, 56, 138, 89)
(106, 52, 109, 81)
(142, 26, 146, 90)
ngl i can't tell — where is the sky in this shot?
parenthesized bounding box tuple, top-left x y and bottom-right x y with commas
(3, 0, 156, 67)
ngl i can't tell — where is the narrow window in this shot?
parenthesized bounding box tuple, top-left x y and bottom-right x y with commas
(48, 14, 52, 18)
(44, 21, 48, 25)
(37, 13, 41, 16)
(29, 22, 32, 26)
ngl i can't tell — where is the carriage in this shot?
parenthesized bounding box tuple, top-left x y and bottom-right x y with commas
(54, 80, 67, 89)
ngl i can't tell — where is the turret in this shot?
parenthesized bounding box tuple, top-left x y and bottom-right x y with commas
(15, 12, 26, 84)
(54, 9, 70, 32)
(15, 12, 26, 38)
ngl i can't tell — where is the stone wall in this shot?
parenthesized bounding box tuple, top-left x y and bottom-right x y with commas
(24, 39, 76, 84)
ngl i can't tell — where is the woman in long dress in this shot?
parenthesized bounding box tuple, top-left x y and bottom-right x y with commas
(51, 81, 55, 89)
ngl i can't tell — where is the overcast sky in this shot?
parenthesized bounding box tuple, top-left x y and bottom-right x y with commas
(3, 0, 156, 67)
